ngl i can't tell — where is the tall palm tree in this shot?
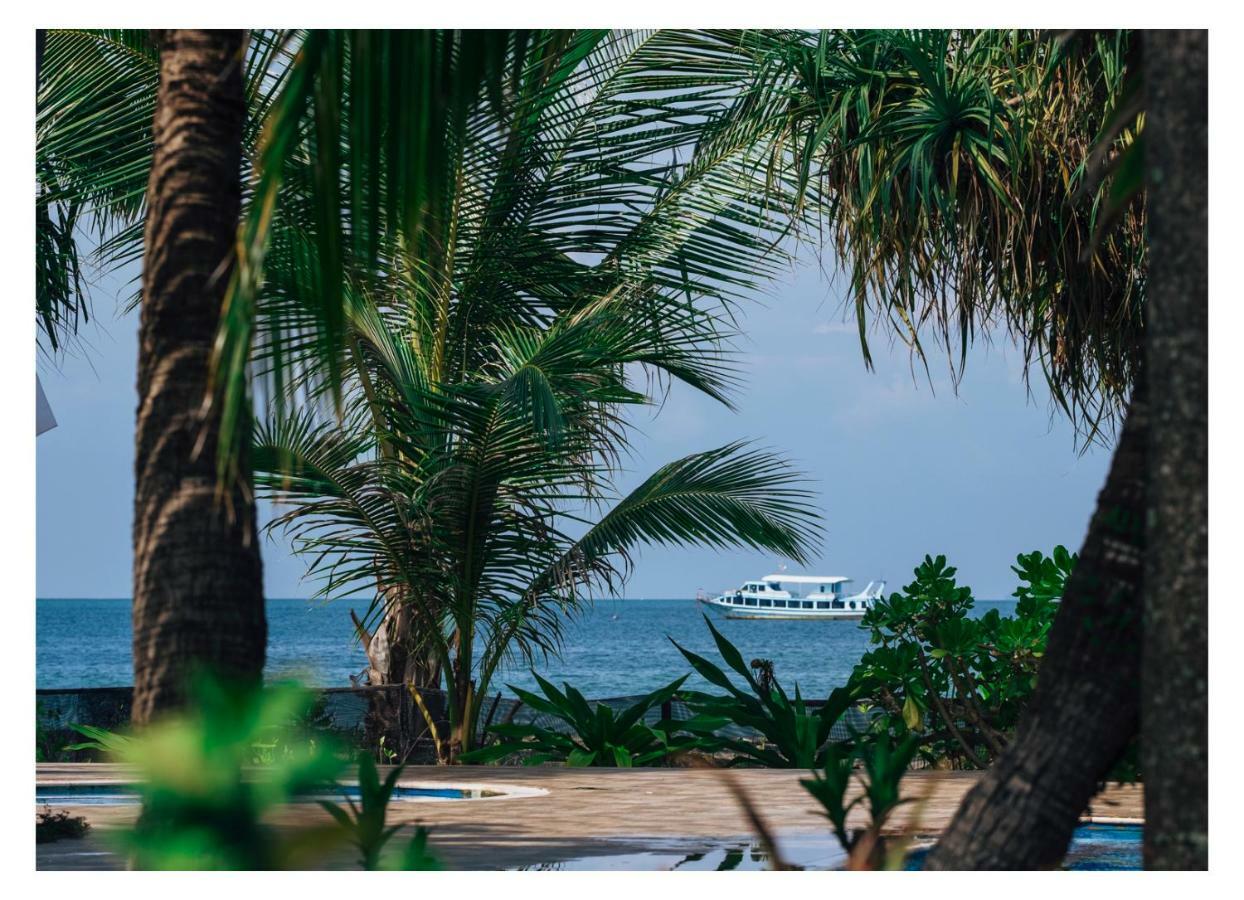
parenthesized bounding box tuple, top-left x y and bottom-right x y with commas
(247, 31, 821, 761)
(37, 29, 305, 718)
(37, 29, 514, 720)
(929, 30, 1206, 870)
(38, 30, 806, 739)
(130, 29, 264, 721)
(708, 29, 1200, 869)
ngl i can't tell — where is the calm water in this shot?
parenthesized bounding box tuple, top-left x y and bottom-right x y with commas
(37, 597, 1016, 697)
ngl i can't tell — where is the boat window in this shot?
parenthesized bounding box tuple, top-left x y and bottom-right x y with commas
(832, 599, 844, 609)
(759, 598, 772, 607)
(745, 597, 757, 606)
(773, 599, 786, 608)
(768, 582, 782, 591)
(848, 601, 856, 610)
(801, 601, 813, 609)
(816, 601, 830, 610)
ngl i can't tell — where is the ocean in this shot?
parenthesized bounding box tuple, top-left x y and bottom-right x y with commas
(36, 597, 1017, 698)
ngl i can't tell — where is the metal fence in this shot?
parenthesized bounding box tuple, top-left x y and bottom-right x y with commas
(36, 684, 879, 763)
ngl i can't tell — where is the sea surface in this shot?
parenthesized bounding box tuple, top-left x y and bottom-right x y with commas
(37, 597, 1016, 698)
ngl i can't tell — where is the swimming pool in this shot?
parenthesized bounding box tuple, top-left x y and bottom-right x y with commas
(36, 782, 523, 806)
(903, 823, 1143, 871)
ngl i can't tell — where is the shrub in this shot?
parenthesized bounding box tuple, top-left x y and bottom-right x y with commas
(319, 755, 443, 870)
(672, 615, 857, 768)
(36, 807, 90, 843)
(801, 732, 920, 869)
(461, 672, 704, 766)
(847, 549, 1070, 768)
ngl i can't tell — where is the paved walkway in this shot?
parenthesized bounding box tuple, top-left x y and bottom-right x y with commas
(35, 763, 1143, 870)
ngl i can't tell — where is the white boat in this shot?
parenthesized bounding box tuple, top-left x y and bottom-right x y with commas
(697, 574, 886, 620)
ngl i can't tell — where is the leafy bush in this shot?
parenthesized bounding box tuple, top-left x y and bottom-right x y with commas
(77, 678, 346, 869)
(36, 807, 90, 843)
(672, 616, 857, 768)
(847, 549, 1070, 768)
(801, 732, 919, 868)
(319, 755, 443, 870)
(461, 672, 703, 766)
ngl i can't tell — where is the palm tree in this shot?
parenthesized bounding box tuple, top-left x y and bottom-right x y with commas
(36, 29, 514, 720)
(710, 29, 1202, 869)
(39, 29, 812, 738)
(247, 31, 821, 761)
(37, 29, 308, 718)
(127, 30, 265, 721)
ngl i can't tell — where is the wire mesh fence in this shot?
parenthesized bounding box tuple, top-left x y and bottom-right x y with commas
(36, 683, 882, 763)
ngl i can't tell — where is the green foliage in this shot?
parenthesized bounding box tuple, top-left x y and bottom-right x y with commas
(801, 733, 919, 866)
(672, 616, 856, 768)
(248, 32, 823, 761)
(396, 826, 445, 871)
(319, 755, 421, 870)
(85, 678, 346, 870)
(461, 673, 703, 767)
(36, 700, 75, 762)
(720, 30, 1144, 438)
(74, 683, 449, 870)
(36, 807, 91, 843)
(798, 745, 856, 850)
(66, 723, 140, 756)
(35, 29, 297, 357)
(849, 549, 1070, 768)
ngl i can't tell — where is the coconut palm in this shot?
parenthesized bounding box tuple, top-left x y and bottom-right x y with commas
(130, 30, 266, 721)
(36, 29, 517, 718)
(35, 29, 298, 357)
(247, 31, 821, 761)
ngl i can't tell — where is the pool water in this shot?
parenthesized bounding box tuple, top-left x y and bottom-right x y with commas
(36, 783, 496, 806)
(902, 824, 1142, 870)
(518, 824, 1143, 871)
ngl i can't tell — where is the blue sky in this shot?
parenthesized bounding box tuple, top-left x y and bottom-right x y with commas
(36, 253, 1110, 601)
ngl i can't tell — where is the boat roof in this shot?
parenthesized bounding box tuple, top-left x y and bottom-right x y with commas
(760, 574, 851, 584)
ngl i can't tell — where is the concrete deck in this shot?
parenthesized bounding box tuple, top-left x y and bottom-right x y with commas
(35, 763, 1143, 870)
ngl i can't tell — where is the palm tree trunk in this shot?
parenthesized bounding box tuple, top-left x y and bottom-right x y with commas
(1141, 28, 1208, 870)
(353, 594, 445, 760)
(131, 30, 264, 724)
(927, 383, 1146, 868)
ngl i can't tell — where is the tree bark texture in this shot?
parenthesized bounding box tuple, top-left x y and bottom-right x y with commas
(131, 30, 264, 724)
(1142, 28, 1209, 871)
(353, 587, 445, 761)
(927, 386, 1146, 868)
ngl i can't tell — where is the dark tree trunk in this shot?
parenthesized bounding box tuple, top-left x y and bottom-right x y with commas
(927, 385, 1146, 868)
(1142, 28, 1208, 871)
(131, 30, 264, 724)
(928, 29, 1212, 870)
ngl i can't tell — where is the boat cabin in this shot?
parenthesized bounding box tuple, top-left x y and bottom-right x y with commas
(719, 574, 873, 612)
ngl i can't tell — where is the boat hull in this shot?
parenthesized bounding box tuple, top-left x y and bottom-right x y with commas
(699, 597, 869, 620)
